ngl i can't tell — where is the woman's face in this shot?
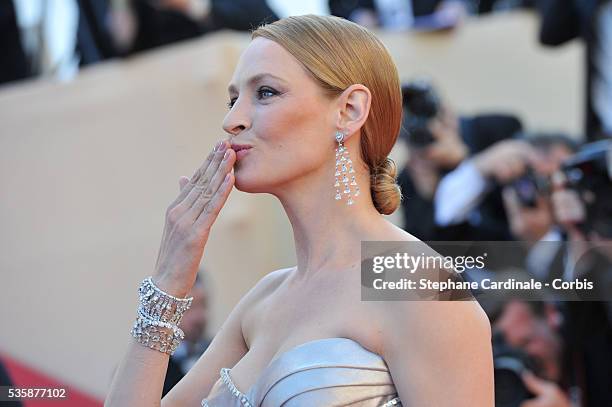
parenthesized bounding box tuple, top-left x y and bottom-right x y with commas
(223, 37, 338, 194)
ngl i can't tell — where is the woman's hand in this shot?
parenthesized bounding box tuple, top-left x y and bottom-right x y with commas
(153, 139, 235, 297)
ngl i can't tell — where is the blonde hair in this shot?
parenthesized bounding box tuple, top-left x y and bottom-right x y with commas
(252, 15, 402, 215)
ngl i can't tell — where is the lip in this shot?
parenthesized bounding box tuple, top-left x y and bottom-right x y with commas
(231, 143, 253, 161)
(230, 143, 253, 152)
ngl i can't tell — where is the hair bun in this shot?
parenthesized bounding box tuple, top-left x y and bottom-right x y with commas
(370, 157, 402, 215)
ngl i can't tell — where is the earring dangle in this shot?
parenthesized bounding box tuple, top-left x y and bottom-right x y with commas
(334, 131, 359, 205)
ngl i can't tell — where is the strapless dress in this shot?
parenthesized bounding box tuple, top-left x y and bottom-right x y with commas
(201, 337, 402, 406)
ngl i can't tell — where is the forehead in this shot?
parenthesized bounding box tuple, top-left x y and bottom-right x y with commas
(229, 37, 307, 89)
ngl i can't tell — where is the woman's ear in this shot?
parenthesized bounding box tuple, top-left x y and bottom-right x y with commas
(335, 84, 371, 138)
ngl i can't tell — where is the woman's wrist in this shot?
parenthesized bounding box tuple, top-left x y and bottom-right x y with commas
(131, 276, 193, 355)
(139, 276, 193, 324)
(152, 273, 195, 299)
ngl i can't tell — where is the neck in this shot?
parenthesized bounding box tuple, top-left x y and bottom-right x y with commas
(271, 152, 385, 279)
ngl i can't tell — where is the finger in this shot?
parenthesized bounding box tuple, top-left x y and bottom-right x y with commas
(205, 148, 235, 197)
(521, 370, 546, 396)
(512, 160, 528, 178)
(169, 148, 217, 208)
(194, 172, 234, 230)
(551, 170, 567, 191)
(190, 147, 218, 185)
(522, 145, 540, 167)
(502, 187, 521, 216)
(172, 140, 226, 206)
(502, 159, 520, 179)
(171, 185, 206, 224)
(179, 176, 190, 191)
(496, 163, 513, 182)
(196, 140, 228, 190)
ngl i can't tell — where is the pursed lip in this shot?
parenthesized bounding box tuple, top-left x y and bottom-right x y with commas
(230, 143, 253, 152)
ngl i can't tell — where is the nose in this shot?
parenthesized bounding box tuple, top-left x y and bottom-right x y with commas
(222, 97, 251, 137)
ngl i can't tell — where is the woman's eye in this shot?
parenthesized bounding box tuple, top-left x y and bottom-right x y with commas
(257, 87, 278, 100)
(227, 87, 278, 109)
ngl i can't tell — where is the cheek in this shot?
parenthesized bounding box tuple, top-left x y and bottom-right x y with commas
(233, 98, 330, 190)
(256, 97, 320, 143)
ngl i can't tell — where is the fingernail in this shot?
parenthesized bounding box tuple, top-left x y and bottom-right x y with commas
(223, 150, 230, 160)
(214, 140, 223, 151)
(224, 173, 231, 183)
(219, 141, 228, 152)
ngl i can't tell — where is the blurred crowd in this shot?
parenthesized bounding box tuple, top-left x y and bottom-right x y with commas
(397, 77, 612, 407)
(1, 0, 610, 137)
(387, 8, 611, 407)
(1, 0, 533, 82)
(1, 1, 611, 407)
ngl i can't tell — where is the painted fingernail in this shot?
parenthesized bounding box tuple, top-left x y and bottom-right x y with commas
(214, 140, 223, 151)
(223, 150, 230, 160)
(219, 141, 228, 152)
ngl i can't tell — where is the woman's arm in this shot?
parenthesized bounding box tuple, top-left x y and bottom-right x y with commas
(106, 283, 248, 407)
(380, 300, 493, 406)
(105, 140, 236, 406)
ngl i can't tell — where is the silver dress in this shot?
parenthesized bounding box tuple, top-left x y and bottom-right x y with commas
(201, 337, 402, 406)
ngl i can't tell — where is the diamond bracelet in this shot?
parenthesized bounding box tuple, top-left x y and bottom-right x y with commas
(131, 276, 193, 355)
(131, 315, 185, 355)
(137, 276, 194, 325)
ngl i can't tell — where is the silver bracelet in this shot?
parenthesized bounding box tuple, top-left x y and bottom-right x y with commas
(137, 276, 193, 325)
(131, 315, 185, 355)
(131, 276, 192, 355)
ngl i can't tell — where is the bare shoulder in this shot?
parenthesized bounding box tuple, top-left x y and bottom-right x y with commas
(238, 267, 296, 344)
(378, 299, 493, 406)
(256, 266, 295, 291)
(374, 221, 491, 344)
(241, 266, 295, 306)
(379, 299, 491, 349)
(378, 220, 421, 242)
(366, 223, 493, 404)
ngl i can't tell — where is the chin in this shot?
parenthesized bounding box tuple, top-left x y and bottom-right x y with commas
(233, 171, 268, 194)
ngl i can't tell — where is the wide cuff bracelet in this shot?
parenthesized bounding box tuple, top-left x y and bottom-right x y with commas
(137, 276, 193, 325)
(131, 315, 185, 355)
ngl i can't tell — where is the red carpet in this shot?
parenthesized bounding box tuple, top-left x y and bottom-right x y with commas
(0, 353, 103, 407)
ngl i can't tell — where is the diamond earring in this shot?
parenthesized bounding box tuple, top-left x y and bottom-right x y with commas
(334, 131, 359, 205)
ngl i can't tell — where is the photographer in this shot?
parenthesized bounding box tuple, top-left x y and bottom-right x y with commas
(433, 133, 580, 244)
(497, 135, 578, 282)
(491, 300, 573, 407)
(551, 140, 612, 243)
(548, 140, 612, 406)
(397, 79, 523, 240)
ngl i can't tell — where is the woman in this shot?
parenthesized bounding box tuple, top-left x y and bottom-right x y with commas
(106, 14, 493, 407)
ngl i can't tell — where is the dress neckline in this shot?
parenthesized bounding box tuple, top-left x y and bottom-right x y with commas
(223, 337, 382, 397)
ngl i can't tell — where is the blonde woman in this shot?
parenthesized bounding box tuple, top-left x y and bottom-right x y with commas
(106, 15, 493, 407)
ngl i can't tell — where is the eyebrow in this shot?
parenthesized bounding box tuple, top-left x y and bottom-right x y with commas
(227, 73, 287, 95)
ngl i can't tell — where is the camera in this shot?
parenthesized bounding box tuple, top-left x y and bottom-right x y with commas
(400, 79, 441, 148)
(492, 330, 537, 407)
(510, 167, 551, 208)
(561, 140, 612, 237)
